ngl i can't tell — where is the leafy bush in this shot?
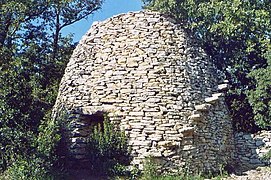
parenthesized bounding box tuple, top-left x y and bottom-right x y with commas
(140, 157, 228, 180)
(87, 118, 131, 176)
(3, 110, 66, 179)
(247, 52, 271, 129)
(141, 157, 160, 180)
(5, 156, 50, 180)
(0, 127, 34, 173)
(140, 157, 205, 180)
(261, 149, 271, 161)
(37, 112, 61, 159)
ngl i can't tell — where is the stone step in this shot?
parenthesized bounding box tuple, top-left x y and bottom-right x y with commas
(189, 114, 203, 122)
(218, 83, 229, 91)
(205, 96, 219, 104)
(179, 127, 195, 137)
(204, 93, 224, 104)
(195, 103, 212, 111)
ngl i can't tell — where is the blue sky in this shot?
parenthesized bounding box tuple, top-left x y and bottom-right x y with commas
(62, 0, 144, 42)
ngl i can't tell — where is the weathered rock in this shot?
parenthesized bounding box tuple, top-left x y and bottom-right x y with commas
(179, 127, 195, 137)
(158, 141, 175, 148)
(53, 10, 234, 173)
(205, 96, 219, 104)
(218, 83, 228, 91)
(189, 114, 203, 123)
(195, 103, 212, 111)
(234, 131, 271, 168)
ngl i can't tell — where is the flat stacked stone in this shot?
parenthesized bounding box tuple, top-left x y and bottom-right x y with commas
(234, 131, 271, 169)
(53, 10, 235, 173)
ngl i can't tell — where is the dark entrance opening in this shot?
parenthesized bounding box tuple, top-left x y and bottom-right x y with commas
(83, 111, 105, 131)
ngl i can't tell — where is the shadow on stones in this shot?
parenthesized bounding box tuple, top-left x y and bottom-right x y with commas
(232, 131, 270, 175)
(63, 109, 132, 179)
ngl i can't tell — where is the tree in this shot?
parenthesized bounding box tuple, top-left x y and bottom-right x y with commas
(247, 52, 271, 129)
(0, 0, 49, 49)
(0, 0, 103, 172)
(143, 0, 271, 131)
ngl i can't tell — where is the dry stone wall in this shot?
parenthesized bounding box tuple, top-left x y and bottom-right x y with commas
(234, 131, 271, 169)
(54, 10, 235, 173)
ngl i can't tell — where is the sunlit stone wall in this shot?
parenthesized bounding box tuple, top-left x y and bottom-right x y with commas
(53, 10, 235, 173)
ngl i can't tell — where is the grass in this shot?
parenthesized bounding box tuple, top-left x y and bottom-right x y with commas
(136, 157, 229, 180)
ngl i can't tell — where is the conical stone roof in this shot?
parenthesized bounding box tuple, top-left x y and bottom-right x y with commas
(54, 10, 234, 173)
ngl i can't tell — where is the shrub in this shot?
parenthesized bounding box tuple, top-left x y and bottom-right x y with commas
(5, 156, 50, 180)
(247, 52, 271, 129)
(0, 121, 35, 173)
(141, 157, 160, 180)
(87, 117, 131, 176)
(139, 157, 229, 180)
(262, 149, 271, 162)
(36, 111, 62, 162)
(3, 110, 67, 179)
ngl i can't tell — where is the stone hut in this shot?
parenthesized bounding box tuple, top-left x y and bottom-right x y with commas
(53, 10, 235, 173)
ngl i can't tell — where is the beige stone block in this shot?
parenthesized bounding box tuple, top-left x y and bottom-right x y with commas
(163, 150, 175, 157)
(160, 123, 175, 127)
(148, 151, 163, 158)
(183, 145, 196, 151)
(129, 112, 144, 116)
(100, 98, 116, 103)
(102, 104, 116, 111)
(122, 124, 132, 130)
(145, 111, 162, 117)
(158, 141, 177, 148)
(165, 130, 178, 134)
(194, 104, 211, 111)
(126, 59, 138, 67)
(148, 134, 163, 141)
(116, 36, 127, 42)
(218, 84, 228, 90)
(117, 57, 127, 64)
(204, 96, 219, 104)
(130, 140, 152, 146)
(189, 114, 202, 122)
(146, 97, 161, 103)
(179, 127, 194, 137)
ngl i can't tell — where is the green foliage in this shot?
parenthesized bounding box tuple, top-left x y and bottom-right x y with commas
(139, 158, 229, 179)
(247, 52, 271, 128)
(2, 110, 66, 179)
(5, 156, 50, 180)
(36, 112, 62, 161)
(141, 157, 160, 180)
(143, 0, 271, 131)
(87, 118, 131, 176)
(261, 149, 271, 161)
(140, 157, 205, 180)
(0, 0, 103, 174)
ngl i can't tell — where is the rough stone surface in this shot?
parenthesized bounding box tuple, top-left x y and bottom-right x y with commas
(53, 10, 235, 173)
(234, 131, 271, 169)
(226, 167, 271, 180)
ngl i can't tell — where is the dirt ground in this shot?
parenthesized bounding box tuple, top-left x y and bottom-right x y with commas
(224, 167, 271, 180)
